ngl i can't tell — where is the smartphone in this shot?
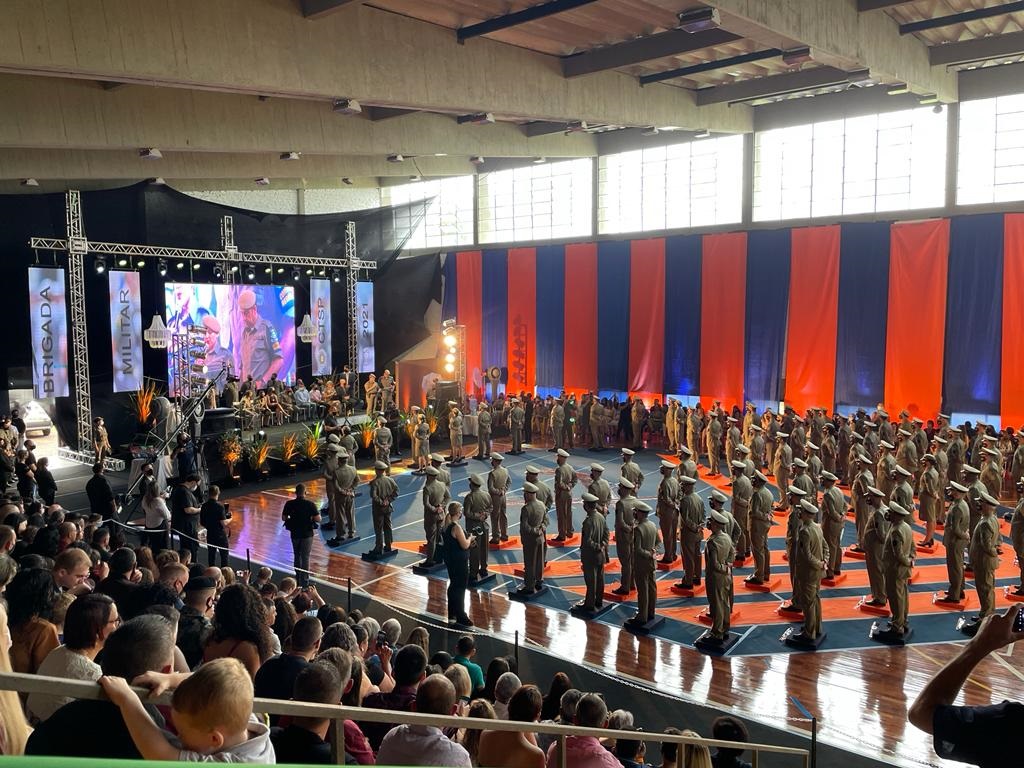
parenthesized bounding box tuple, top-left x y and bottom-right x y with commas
(377, 630, 389, 649)
(1015, 606, 1024, 634)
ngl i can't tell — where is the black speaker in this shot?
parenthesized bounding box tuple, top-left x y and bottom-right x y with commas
(434, 380, 462, 408)
(202, 407, 236, 436)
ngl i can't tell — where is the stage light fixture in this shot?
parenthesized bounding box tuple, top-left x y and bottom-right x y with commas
(139, 148, 163, 160)
(264, 267, 273, 274)
(257, 430, 266, 438)
(94, 256, 107, 275)
(20, 178, 39, 187)
(444, 363, 455, 374)
(279, 151, 301, 161)
(245, 264, 256, 280)
(175, 261, 185, 270)
(157, 259, 167, 276)
(277, 267, 285, 274)
(331, 269, 341, 283)
(230, 265, 239, 273)
(117, 257, 129, 267)
(213, 263, 224, 280)
(445, 353, 456, 364)
(305, 268, 314, 276)
(292, 268, 301, 281)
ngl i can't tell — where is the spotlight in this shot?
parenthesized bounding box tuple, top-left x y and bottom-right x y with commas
(305, 268, 314, 276)
(332, 98, 362, 115)
(531, 156, 546, 164)
(331, 269, 341, 283)
(213, 263, 224, 280)
(386, 154, 404, 163)
(94, 256, 107, 275)
(444, 363, 455, 374)
(264, 267, 273, 274)
(136, 259, 146, 268)
(292, 268, 301, 281)
(157, 259, 168, 276)
(230, 265, 239, 273)
(245, 264, 256, 280)
(277, 267, 285, 274)
(117, 257, 128, 267)
(257, 430, 266, 438)
(933, 103, 945, 114)
(677, 7, 720, 33)
(445, 353, 456, 364)
(317, 268, 326, 276)
(693, 129, 711, 139)
(175, 261, 185, 270)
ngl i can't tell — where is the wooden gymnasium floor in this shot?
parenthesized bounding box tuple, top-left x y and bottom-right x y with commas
(213, 433, 1023, 768)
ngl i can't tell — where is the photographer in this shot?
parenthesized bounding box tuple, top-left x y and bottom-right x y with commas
(282, 483, 320, 588)
(909, 605, 1024, 767)
(441, 501, 475, 628)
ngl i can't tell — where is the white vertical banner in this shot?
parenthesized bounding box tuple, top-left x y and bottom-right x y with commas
(108, 271, 144, 392)
(310, 279, 333, 376)
(356, 281, 375, 373)
(28, 267, 70, 398)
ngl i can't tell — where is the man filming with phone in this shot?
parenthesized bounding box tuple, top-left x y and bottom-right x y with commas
(282, 483, 320, 589)
(909, 605, 1024, 767)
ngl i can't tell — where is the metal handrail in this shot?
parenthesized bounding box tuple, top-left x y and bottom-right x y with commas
(0, 672, 809, 768)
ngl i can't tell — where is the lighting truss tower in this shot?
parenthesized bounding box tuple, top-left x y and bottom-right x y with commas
(65, 191, 94, 458)
(345, 221, 359, 370)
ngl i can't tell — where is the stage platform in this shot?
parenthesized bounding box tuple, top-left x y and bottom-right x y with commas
(187, 435, 1020, 768)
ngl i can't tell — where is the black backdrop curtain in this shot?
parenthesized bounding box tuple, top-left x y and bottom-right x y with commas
(0, 183, 435, 450)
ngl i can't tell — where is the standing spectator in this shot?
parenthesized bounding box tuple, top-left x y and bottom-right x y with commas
(27, 593, 119, 722)
(478, 684, 546, 768)
(376, 674, 472, 767)
(200, 484, 231, 567)
(0, 604, 31, 755)
(35, 457, 56, 506)
(7, 567, 60, 674)
(360, 643, 427, 751)
(281, 483, 320, 588)
(492, 672, 522, 719)
(9, 409, 26, 450)
(255, 615, 323, 706)
(170, 474, 202, 562)
(142, 480, 171, 552)
(96, 547, 142, 609)
(453, 635, 486, 695)
(710, 717, 751, 768)
(202, 583, 274, 679)
(546, 692, 620, 768)
(86, 463, 117, 520)
(176, 575, 216, 669)
(441, 501, 474, 627)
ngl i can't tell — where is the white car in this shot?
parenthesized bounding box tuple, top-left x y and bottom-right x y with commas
(19, 401, 53, 437)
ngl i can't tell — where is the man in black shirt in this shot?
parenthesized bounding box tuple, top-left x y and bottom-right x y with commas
(25, 615, 174, 758)
(282, 483, 320, 588)
(170, 474, 202, 562)
(909, 605, 1024, 767)
(10, 408, 26, 449)
(199, 483, 230, 567)
(86, 462, 117, 519)
(271, 660, 352, 764)
(176, 575, 216, 669)
(255, 616, 323, 720)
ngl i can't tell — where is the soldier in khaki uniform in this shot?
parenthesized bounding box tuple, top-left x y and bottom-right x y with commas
(851, 454, 875, 552)
(587, 463, 612, 516)
(746, 470, 774, 585)
(657, 461, 681, 563)
(706, 412, 723, 476)
(729, 460, 753, 560)
(430, 453, 452, 493)
(620, 447, 644, 491)
(1009, 478, 1024, 597)
(525, 465, 553, 514)
(476, 402, 492, 460)
(937, 481, 971, 604)
(895, 429, 918, 476)
(517, 483, 548, 595)
(881, 501, 915, 638)
(793, 499, 829, 642)
(946, 426, 965, 484)
(331, 449, 359, 543)
(509, 399, 525, 455)
(421, 466, 450, 566)
(749, 424, 766, 471)
(487, 454, 511, 543)
(876, 441, 897, 499)
(448, 403, 465, 464)
(630, 399, 646, 450)
(373, 417, 392, 465)
(980, 447, 1003, 500)
(550, 400, 565, 451)
(322, 443, 340, 535)
(792, 458, 816, 507)
(773, 433, 793, 510)
(627, 502, 659, 626)
(820, 471, 845, 579)
(368, 460, 398, 555)
(781, 485, 808, 612)
(890, 465, 915, 514)
(589, 399, 606, 451)
(862, 486, 889, 608)
(687, 407, 702, 462)
(737, 443, 755, 479)
(463, 474, 492, 579)
(742, 402, 757, 446)
(576, 492, 608, 612)
(676, 446, 699, 483)
(611, 478, 638, 595)
(666, 400, 679, 452)
(919, 454, 941, 546)
(725, 417, 741, 469)
(820, 424, 837, 477)
(553, 448, 578, 541)
(676, 476, 704, 589)
(704, 510, 736, 642)
(967, 492, 1001, 626)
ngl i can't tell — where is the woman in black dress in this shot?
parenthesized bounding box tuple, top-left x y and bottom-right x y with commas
(442, 501, 476, 628)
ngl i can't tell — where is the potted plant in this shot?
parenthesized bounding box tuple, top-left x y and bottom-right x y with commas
(246, 436, 271, 482)
(301, 421, 323, 468)
(270, 432, 300, 476)
(129, 379, 160, 432)
(358, 420, 375, 459)
(218, 433, 243, 487)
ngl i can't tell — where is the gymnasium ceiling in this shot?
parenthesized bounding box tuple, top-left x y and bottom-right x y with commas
(1, 0, 1023, 192)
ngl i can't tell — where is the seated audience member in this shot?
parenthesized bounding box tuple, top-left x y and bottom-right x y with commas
(176, 575, 216, 669)
(546, 692, 620, 768)
(493, 671, 522, 719)
(360, 643, 427, 751)
(603, 710, 635, 752)
(536, 688, 582, 756)
(52, 547, 92, 595)
(679, 730, 712, 768)
(376, 673, 472, 767)
(96, 547, 142, 608)
(478, 684, 546, 768)
(271, 660, 349, 764)
(100, 657, 274, 762)
(343, 653, 370, 707)
(483, 656, 510, 702)
(541, 672, 572, 722)
(0, 605, 31, 755)
(710, 717, 751, 768)
(0, 525, 16, 556)
(658, 728, 683, 768)
(460, 698, 496, 765)
(909, 605, 1024, 768)
(202, 582, 274, 679)
(255, 615, 324, 711)
(614, 728, 650, 768)
(315, 648, 374, 765)
(27, 593, 119, 722)
(429, 650, 453, 671)
(445, 663, 472, 717)
(263, 597, 282, 656)
(405, 625, 430, 657)
(453, 635, 486, 694)
(7, 566, 60, 674)
(26, 615, 175, 758)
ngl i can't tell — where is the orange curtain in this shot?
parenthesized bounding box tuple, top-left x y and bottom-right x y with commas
(785, 226, 840, 413)
(699, 232, 747, 409)
(884, 220, 949, 419)
(1003, 214, 1024, 428)
(455, 251, 483, 397)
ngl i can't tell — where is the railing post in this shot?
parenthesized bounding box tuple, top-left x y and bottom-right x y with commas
(515, 630, 520, 667)
(330, 717, 344, 765)
(558, 733, 567, 768)
(751, 746, 759, 768)
(810, 716, 817, 768)
(347, 577, 352, 614)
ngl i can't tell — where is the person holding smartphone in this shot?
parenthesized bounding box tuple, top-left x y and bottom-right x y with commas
(441, 502, 474, 628)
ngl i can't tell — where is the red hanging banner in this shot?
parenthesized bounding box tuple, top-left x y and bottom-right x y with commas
(1003, 214, 1024, 428)
(456, 251, 483, 397)
(699, 232, 747, 410)
(563, 243, 598, 394)
(627, 238, 666, 401)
